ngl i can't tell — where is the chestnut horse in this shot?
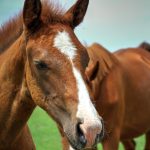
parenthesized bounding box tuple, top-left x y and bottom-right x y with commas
(0, 0, 104, 149)
(61, 43, 150, 150)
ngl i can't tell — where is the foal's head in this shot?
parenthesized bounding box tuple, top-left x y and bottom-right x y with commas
(23, 0, 104, 149)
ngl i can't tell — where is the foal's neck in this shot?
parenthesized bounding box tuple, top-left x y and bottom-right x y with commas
(0, 35, 35, 147)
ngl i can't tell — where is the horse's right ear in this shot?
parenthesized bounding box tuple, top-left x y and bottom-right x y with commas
(85, 61, 99, 81)
(23, 0, 42, 32)
(64, 0, 89, 28)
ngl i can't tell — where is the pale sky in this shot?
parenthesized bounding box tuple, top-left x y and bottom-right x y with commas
(0, 0, 150, 51)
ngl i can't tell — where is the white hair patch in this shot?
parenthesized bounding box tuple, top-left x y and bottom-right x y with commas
(54, 31, 77, 60)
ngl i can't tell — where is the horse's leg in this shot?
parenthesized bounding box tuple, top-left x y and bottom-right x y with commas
(102, 127, 121, 150)
(101, 106, 123, 150)
(11, 125, 35, 150)
(121, 139, 136, 150)
(102, 138, 119, 150)
(144, 131, 150, 150)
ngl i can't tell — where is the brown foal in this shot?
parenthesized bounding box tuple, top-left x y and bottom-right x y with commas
(0, 0, 104, 149)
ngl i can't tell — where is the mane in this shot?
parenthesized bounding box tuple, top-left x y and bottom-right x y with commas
(0, 0, 66, 53)
(0, 15, 23, 53)
(87, 43, 118, 81)
(139, 42, 150, 52)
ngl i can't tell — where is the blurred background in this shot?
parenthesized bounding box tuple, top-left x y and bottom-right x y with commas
(0, 0, 148, 149)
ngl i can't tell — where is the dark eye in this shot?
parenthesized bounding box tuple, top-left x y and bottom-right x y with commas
(34, 60, 49, 70)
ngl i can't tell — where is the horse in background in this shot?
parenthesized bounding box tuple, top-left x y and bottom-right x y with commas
(0, 0, 104, 149)
(61, 42, 150, 150)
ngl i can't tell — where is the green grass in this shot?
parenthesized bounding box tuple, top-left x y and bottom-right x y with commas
(28, 107, 145, 150)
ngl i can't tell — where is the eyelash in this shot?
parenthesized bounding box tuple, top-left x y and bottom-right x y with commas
(34, 60, 49, 70)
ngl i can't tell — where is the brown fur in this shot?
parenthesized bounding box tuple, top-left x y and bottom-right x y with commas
(0, 15, 22, 52)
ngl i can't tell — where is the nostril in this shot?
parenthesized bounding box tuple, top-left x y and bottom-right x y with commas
(76, 122, 87, 147)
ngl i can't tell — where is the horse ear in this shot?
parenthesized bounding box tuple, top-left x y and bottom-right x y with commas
(64, 0, 89, 28)
(23, 0, 42, 32)
(85, 61, 99, 81)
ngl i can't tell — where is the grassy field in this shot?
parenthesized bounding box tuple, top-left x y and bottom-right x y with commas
(28, 107, 145, 150)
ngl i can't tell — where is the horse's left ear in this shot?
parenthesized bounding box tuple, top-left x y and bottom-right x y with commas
(64, 0, 89, 28)
(85, 61, 99, 81)
(23, 0, 42, 32)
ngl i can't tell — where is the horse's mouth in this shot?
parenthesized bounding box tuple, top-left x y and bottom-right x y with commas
(65, 119, 105, 150)
(68, 139, 96, 150)
(68, 140, 83, 150)
(65, 132, 86, 150)
(66, 132, 96, 150)
(67, 137, 83, 150)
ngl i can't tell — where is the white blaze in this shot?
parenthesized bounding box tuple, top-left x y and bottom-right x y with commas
(54, 31, 101, 125)
(54, 31, 76, 60)
(72, 66, 99, 121)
